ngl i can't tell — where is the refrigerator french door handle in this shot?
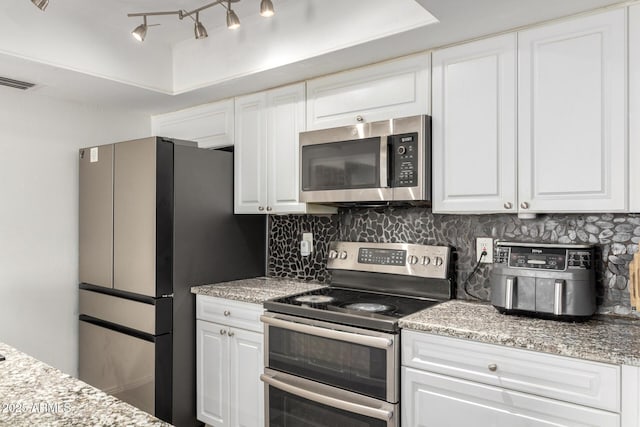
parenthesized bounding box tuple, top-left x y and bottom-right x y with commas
(260, 315, 393, 349)
(260, 373, 394, 422)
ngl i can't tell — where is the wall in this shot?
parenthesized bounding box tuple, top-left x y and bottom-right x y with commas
(268, 208, 640, 315)
(0, 86, 150, 375)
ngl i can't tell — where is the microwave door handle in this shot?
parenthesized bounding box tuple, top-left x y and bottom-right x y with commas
(261, 373, 394, 422)
(380, 137, 389, 188)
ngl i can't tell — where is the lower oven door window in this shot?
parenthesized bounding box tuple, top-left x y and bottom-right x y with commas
(262, 369, 397, 427)
(262, 315, 396, 402)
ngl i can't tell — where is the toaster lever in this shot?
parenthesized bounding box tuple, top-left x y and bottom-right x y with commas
(554, 279, 565, 316)
(505, 277, 516, 310)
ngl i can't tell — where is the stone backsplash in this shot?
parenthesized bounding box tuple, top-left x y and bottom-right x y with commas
(268, 207, 640, 314)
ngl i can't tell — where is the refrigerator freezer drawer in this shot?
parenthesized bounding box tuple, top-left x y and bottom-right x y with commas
(79, 288, 171, 335)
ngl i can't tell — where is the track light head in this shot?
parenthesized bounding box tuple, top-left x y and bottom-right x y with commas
(31, 0, 49, 11)
(132, 16, 148, 42)
(194, 12, 208, 39)
(260, 0, 274, 17)
(226, 3, 240, 29)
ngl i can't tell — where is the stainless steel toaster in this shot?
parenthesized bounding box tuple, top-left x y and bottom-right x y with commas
(490, 242, 596, 320)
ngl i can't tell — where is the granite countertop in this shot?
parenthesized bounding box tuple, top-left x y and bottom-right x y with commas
(0, 342, 172, 427)
(399, 300, 640, 366)
(191, 276, 327, 304)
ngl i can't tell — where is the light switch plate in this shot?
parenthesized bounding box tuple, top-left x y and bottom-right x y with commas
(301, 232, 313, 256)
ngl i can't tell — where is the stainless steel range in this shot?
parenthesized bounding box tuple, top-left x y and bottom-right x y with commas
(261, 241, 454, 427)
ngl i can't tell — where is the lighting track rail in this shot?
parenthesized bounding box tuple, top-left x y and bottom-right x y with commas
(127, 0, 275, 42)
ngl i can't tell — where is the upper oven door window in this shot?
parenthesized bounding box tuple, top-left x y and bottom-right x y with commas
(263, 316, 396, 402)
(301, 137, 385, 191)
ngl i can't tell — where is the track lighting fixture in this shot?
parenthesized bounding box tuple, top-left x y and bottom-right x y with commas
(127, 0, 274, 42)
(194, 12, 208, 39)
(31, 0, 49, 11)
(260, 0, 274, 17)
(131, 16, 148, 42)
(226, 2, 240, 30)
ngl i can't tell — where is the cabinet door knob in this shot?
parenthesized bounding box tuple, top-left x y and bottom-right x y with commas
(258, 206, 265, 211)
(520, 202, 529, 209)
(220, 329, 227, 335)
(224, 310, 231, 317)
(356, 115, 364, 122)
(228, 331, 235, 337)
(488, 363, 498, 372)
(266, 206, 273, 212)
(504, 202, 513, 209)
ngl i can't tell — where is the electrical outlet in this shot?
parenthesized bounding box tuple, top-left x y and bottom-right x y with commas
(476, 237, 493, 263)
(301, 232, 313, 257)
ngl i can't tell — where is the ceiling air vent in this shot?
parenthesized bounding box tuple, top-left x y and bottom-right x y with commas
(0, 76, 36, 90)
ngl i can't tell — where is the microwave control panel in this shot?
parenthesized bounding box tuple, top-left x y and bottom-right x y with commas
(390, 132, 418, 187)
(494, 243, 594, 271)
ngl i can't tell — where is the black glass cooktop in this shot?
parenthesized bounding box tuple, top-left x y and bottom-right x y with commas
(264, 287, 440, 332)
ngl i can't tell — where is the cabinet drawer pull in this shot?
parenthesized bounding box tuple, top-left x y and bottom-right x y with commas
(504, 202, 513, 209)
(488, 363, 498, 372)
(224, 310, 231, 317)
(220, 329, 227, 335)
(356, 115, 364, 122)
(520, 202, 529, 209)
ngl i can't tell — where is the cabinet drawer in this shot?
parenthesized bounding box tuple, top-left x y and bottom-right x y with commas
(402, 367, 620, 427)
(402, 331, 620, 412)
(196, 295, 263, 332)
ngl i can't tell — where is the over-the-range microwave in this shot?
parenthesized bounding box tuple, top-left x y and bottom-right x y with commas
(299, 115, 431, 205)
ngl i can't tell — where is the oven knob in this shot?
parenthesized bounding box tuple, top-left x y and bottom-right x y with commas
(408, 255, 419, 265)
(339, 251, 348, 260)
(421, 256, 431, 265)
(397, 146, 406, 155)
(328, 250, 338, 259)
(434, 257, 444, 267)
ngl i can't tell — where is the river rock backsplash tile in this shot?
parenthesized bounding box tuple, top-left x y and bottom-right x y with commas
(268, 208, 640, 314)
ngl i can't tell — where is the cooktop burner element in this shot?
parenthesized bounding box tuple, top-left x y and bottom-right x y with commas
(343, 302, 394, 313)
(264, 241, 454, 332)
(295, 295, 335, 304)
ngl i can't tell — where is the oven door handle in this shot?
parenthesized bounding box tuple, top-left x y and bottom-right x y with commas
(260, 315, 394, 349)
(261, 373, 394, 421)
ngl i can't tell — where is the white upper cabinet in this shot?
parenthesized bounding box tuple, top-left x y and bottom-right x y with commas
(234, 92, 268, 214)
(306, 53, 430, 130)
(518, 9, 627, 213)
(432, 34, 517, 214)
(234, 83, 335, 215)
(630, 4, 640, 213)
(151, 99, 234, 149)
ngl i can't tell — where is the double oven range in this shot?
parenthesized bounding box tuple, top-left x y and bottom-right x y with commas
(261, 241, 454, 426)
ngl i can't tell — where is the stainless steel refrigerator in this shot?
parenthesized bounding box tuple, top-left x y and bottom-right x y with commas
(77, 137, 266, 426)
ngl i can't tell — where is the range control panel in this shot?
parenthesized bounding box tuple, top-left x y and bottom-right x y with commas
(494, 242, 594, 271)
(327, 241, 450, 279)
(390, 133, 419, 187)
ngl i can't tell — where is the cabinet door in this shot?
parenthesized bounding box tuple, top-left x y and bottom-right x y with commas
(228, 328, 264, 427)
(402, 367, 620, 427)
(267, 83, 307, 214)
(630, 5, 640, 213)
(518, 9, 627, 213)
(432, 34, 517, 213)
(306, 53, 430, 130)
(234, 92, 268, 214)
(151, 99, 234, 149)
(196, 320, 230, 427)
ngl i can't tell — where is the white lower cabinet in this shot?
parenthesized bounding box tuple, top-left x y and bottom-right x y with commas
(196, 296, 264, 427)
(401, 331, 622, 427)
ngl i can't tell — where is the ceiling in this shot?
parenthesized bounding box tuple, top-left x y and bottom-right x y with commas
(0, 0, 627, 114)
